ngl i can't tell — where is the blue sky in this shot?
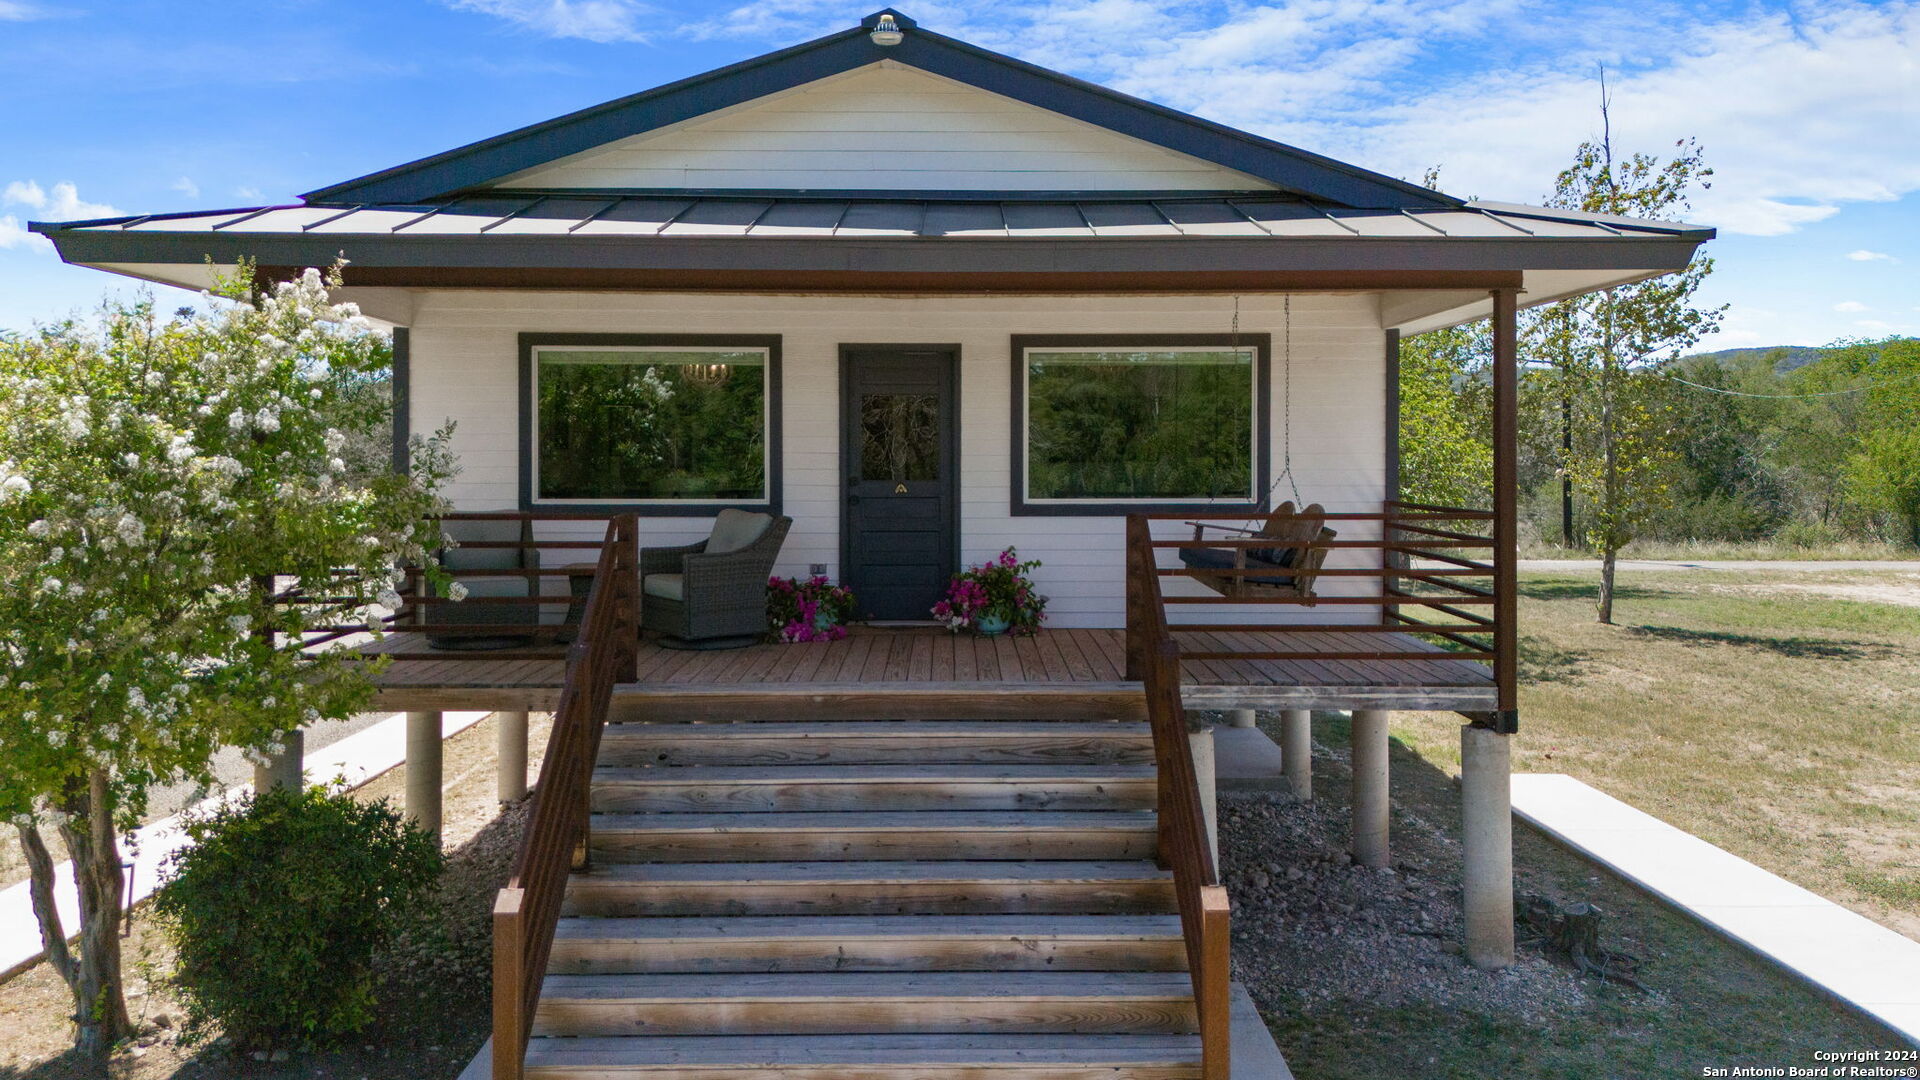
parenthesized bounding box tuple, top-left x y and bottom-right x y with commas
(2, 0, 1915, 350)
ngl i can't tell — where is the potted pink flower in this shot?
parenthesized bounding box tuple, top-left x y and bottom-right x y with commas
(932, 548, 1046, 636)
(766, 576, 857, 642)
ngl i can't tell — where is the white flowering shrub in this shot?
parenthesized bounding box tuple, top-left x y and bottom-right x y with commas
(0, 263, 453, 1056)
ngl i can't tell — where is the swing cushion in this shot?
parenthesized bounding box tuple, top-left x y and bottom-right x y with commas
(1178, 545, 1296, 587)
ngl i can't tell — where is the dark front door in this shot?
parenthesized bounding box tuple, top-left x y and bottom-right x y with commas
(841, 345, 958, 621)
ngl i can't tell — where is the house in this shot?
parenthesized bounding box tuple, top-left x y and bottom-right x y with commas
(34, 10, 1710, 1079)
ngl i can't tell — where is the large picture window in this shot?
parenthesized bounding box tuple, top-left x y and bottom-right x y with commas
(521, 334, 780, 512)
(1011, 334, 1269, 515)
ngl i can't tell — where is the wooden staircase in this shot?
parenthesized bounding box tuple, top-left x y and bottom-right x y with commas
(517, 690, 1206, 1079)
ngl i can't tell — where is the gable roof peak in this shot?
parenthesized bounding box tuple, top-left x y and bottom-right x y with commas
(302, 12, 1460, 210)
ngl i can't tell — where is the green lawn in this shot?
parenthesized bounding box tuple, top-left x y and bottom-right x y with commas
(1396, 568, 1920, 941)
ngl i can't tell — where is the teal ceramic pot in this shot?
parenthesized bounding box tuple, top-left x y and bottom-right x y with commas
(973, 612, 1012, 637)
(812, 611, 838, 632)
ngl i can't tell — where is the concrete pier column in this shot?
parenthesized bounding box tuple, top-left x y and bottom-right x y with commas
(1350, 710, 1391, 869)
(1188, 724, 1219, 869)
(1461, 723, 1515, 969)
(1281, 709, 1313, 800)
(252, 729, 304, 793)
(406, 710, 444, 843)
(1226, 708, 1257, 729)
(497, 710, 529, 803)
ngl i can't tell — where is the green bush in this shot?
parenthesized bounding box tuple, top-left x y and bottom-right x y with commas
(153, 784, 442, 1054)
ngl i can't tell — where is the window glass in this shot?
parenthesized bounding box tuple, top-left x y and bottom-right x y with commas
(1025, 347, 1254, 501)
(535, 348, 767, 502)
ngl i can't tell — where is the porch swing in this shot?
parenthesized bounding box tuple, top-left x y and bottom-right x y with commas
(1177, 296, 1339, 602)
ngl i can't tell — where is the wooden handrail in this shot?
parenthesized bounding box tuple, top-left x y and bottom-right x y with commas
(1126, 514, 1230, 1080)
(491, 515, 638, 1080)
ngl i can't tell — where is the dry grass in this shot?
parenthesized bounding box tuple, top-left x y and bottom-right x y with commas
(1520, 538, 1916, 561)
(1392, 568, 1920, 941)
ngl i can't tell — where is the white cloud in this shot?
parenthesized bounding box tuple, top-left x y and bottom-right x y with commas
(1834, 300, 1869, 312)
(0, 1, 58, 20)
(0, 180, 122, 253)
(447, 0, 654, 43)
(797, 1, 1916, 239)
(1846, 249, 1895, 262)
(234, 186, 263, 200)
(170, 176, 200, 199)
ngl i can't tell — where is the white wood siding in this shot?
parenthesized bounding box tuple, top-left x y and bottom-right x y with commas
(494, 63, 1275, 194)
(406, 291, 1386, 629)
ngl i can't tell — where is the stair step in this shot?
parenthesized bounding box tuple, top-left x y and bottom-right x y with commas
(532, 971, 1198, 1037)
(548, 914, 1186, 973)
(598, 721, 1155, 767)
(589, 811, 1159, 863)
(563, 860, 1177, 917)
(610, 684, 1148, 724)
(591, 764, 1158, 813)
(523, 1032, 1202, 1079)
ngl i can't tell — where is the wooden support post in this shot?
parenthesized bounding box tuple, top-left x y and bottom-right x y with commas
(1461, 722, 1515, 968)
(1350, 710, 1390, 868)
(406, 710, 443, 843)
(1491, 287, 1520, 733)
(497, 710, 529, 803)
(252, 729, 304, 793)
(1281, 709, 1312, 800)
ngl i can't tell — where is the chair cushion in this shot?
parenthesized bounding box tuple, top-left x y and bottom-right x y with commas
(1177, 546, 1295, 587)
(441, 518, 530, 572)
(1251, 503, 1324, 568)
(426, 574, 537, 650)
(643, 573, 685, 601)
(705, 509, 772, 555)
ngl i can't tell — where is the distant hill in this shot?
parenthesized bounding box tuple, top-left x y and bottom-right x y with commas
(1679, 345, 1830, 374)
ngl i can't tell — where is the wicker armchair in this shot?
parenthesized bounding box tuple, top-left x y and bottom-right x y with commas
(641, 510, 792, 649)
(1179, 501, 1337, 603)
(427, 516, 542, 650)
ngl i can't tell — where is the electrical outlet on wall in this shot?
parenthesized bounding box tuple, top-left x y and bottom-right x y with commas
(809, 563, 828, 577)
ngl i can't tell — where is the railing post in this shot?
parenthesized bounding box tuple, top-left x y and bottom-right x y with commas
(492, 886, 526, 1080)
(1199, 885, 1232, 1080)
(1124, 515, 1144, 681)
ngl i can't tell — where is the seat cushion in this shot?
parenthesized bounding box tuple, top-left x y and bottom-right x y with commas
(705, 509, 772, 554)
(1177, 546, 1295, 586)
(643, 573, 685, 601)
(441, 517, 530, 572)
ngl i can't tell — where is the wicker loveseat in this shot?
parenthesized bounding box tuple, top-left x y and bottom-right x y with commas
(641, 510, 793, 649)
(427, 516, 542, 650)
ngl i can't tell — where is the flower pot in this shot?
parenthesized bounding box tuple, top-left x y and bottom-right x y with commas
(973, 612, 1012, 637)
(811, 611, 839, 633)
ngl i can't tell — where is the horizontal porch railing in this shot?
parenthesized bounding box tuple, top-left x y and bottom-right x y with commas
(272, 510, 642, 662)
(1128, 502, 1508, 700)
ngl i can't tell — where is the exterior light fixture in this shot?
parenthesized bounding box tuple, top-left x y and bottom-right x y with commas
(869, 13, 904, 46)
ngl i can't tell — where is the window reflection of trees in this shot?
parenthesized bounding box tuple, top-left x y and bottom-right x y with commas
(538, 352, 765, 500)
(861, 393, 939, 482)
(1027, 350, 1253, 500)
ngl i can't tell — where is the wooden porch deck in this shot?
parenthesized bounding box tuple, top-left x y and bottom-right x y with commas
(359, 626, 1492, 713)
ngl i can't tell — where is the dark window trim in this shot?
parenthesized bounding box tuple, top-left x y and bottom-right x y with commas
(518, 332, 783, 516)
(1009, 332, 1271, 517)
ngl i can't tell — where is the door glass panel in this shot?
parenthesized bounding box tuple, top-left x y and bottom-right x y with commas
(860, 393, 939, 482)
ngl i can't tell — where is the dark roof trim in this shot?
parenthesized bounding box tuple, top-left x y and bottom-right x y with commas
(43, 228, 1704, 278)
(302, 9, 1458, 210)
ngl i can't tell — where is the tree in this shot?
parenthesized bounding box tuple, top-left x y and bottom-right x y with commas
(1528, 87, 1724, 622)
(1841, 337, 1920, 545)
(0, 266, 452, 1057)
(1397, 323, 1492, 508)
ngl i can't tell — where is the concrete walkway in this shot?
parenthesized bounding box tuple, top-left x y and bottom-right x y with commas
(1512, 774, 1920, 1049)
(0, 710, 491, 981)
(1518, 559, 1920, 573)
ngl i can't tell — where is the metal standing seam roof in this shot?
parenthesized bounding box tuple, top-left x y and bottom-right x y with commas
(43, 195, 1712, 243)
